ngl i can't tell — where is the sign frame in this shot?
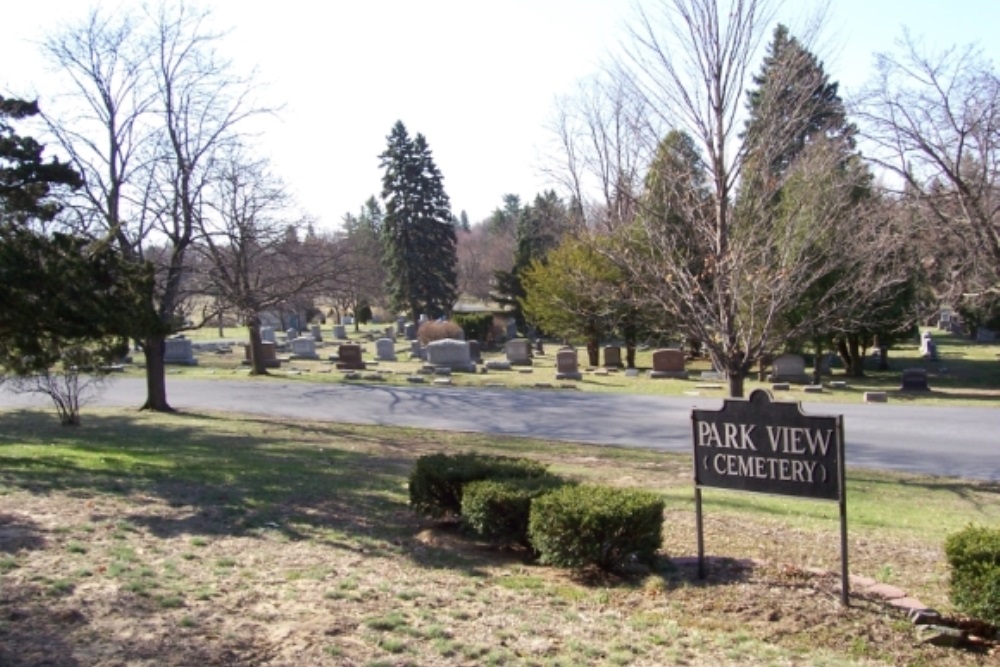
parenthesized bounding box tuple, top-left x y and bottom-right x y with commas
(691, 389, 849, 606)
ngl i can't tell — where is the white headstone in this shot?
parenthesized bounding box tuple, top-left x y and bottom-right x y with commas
(425, 338, 475, 372)
(164, 338, 197, 365)
(310, 324, 323, 342)
(260, 326, 276, 344)
(504, 339, 532, 365)
(375, 338, 397, 361)
(290, 336, 319, 359)
(333, 324, 347, 340)
(770, 354, 808, 382)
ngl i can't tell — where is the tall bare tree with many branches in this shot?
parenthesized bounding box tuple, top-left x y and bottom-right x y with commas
(42, 2, 274, 410)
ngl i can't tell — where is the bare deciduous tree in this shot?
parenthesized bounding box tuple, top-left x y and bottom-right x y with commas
(856, 35, 1000, 298)
(196, 152, 350, 375)
(42, 2, 274, 410)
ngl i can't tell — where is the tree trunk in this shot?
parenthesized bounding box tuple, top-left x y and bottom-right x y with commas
(727, 371, 745, 398)
(246, 318, 269, 376)
(586, 337, 600, 367)
(837, 335, 866, 377)
(140, 335, 173, 412)
(878, 344, 890, 371)
(811, 338, 823, 386)
(626, 345, 636, 369)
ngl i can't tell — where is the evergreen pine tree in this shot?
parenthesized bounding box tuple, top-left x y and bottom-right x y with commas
(379, 121, 457, 323)
(491, 190, 569, 332)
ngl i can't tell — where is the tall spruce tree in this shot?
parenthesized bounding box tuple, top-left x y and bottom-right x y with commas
(741, 25, 914, 378)
(379, 121, 457, 323)
(491, 190, 570, 332)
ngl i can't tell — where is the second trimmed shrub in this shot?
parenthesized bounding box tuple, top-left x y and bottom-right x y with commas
(528, 484, 664, 571)
(461, 476, 569, 546)
(408, 452, 549, 519)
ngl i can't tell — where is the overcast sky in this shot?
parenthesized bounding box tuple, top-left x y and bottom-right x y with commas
(3, 1, 999, 230)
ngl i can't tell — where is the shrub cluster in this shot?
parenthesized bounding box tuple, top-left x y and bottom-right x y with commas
(409, 453, 664, 571)
(408, 452, 548, 518)
(945, 524, 1000, 625)
(417, 320, 463, 346)
(452, 313, 494, 343)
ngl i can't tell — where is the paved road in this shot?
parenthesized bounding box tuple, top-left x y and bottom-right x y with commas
(3, 378, 998, 481)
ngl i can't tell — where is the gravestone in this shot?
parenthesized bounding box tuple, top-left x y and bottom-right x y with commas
(468, 340, 482, 363)
(534, 338, 545, 355)
(375, 338, 396, 362)
(625, 368, 640, 378)
(409, 340, 422, 359)
(425, 338, 475, 372)
(332, 324, 347, 340)
(919, 332, 938, 360)
(505, 339, 532, 366)
(505, 319, 518, 341)
(260, 326, 276, 344)
(900, 368, 930, 391)
(555, 348, 582, 380)
(649, 348, 687, 379)
(290, 337, 319, 360)
(938, 310, 952, 331)
(310, 324, 323, 342)
(485, 359, 512, 371)
(164, 338, 197, 365)
(604, 346, 623, 368)
(342, 316, 354, 326)
(396, 317, 407, 335)
(384, 326, 395, 340)
(335, 344, 366, 370)
(770, 353, 809, 383)
(243, 342, 280, 368)
(404, 323, 417, 340)
(286, 328, 298, 342)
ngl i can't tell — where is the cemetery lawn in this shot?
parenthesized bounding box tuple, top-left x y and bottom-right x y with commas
(2, 409, 998, 666)
(158, 327, 1000, 407)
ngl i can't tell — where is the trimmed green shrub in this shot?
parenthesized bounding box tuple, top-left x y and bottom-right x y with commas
(453, 312, 494, 343)
(945, 524, 1000, 624)
(461, 476, 569, 545)
(528, 484, 664, 570)
(528, 484, 664, 571)
(408, 453, 549, 518)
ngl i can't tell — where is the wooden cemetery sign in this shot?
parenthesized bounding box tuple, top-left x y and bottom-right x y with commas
(691, 389, 849, 605)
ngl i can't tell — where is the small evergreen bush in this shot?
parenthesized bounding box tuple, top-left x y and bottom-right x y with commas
(452, 313, 494, 343)
(417, 320, 463, 346)
(461, 476, 569, 546)
(408, 452, 549, 518)
(945, 524, 1000, 624)
(528, 484, 664, 571)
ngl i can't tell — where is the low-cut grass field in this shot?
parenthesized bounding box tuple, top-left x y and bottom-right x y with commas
(1, 405, 998, 666)
(171, 325, 1000, 407)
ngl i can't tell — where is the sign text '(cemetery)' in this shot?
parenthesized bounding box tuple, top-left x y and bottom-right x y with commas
(692, 390, 844, 501)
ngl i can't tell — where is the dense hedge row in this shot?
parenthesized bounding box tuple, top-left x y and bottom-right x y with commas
(409, 452, 664, 571)
(945, 524, 1000, 624)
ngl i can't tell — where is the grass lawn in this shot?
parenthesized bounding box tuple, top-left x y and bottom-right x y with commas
(156, 326, 1000, 407)
(1, 408, 998, 666)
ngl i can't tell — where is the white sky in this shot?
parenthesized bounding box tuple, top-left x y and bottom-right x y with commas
(3, 1, 999, 230)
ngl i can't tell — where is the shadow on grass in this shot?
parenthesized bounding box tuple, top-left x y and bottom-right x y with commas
(0, 409, 494, 577)
(0, 513, 45, 553)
